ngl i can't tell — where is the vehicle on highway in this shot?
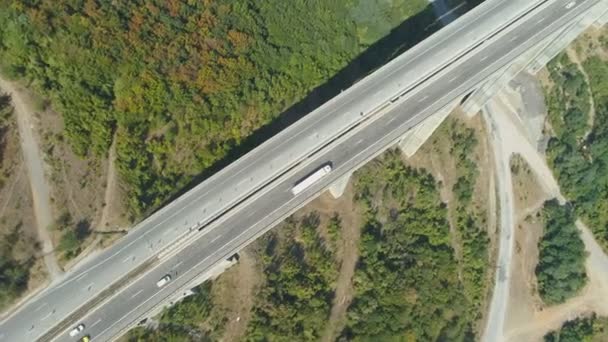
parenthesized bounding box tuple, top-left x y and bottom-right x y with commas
(291, 163, 333, 195)
(566, 1, 576, 9)
(80, 335, 91, 342)
(156, 274, 172, 287)
(68, 323, 85, 337)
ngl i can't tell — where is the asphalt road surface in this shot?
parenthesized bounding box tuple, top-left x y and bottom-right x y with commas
(0, 0, 599, 341)
(48, 0, 601, 341)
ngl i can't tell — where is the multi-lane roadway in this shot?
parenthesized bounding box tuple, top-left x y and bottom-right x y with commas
(0, 0, 598, 341)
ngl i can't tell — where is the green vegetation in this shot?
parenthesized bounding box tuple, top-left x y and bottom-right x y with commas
(342, 150, 477, 341)
(545, 53, 608, 250)
(326, 213, 342, 250)
(0, 223, 32, 310)
(0, 0, 433, 218)
(546, 54, 590, 140)
(536, 200, 587, 305)
(0, 92, 12, 187)
(54, 211, 91, 261)
(544, 314, 608, 342)
(0, 93, 33, 310)
(245, 213, 338, 341)
(448, 120, 489, 315)
(127, 281, 226, 342)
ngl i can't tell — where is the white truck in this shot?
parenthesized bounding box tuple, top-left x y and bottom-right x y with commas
(291, 164, 332, 195)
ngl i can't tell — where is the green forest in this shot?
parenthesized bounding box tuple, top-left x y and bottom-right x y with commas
(448, 120, 489, 314)
(545, 53, 608, 251)
(127, 281, 225, 341)
(342, 150, 477, 341)
(0, 0, 434, 217)
(245, 213, 338, 341)
(544, 314, 608, 342)
(535, 200, 587, 305)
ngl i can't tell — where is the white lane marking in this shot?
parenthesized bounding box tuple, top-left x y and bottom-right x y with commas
(480, 55, 489, 62)
(130, 289, 144, 299)
(354, 138, 365, 146)
(244, 210, 257, 219)
(536, 17, 545, 24)
(90, 318, 103, 328)
(75, 272, 88, 281)
(40, 310, 52, 321)
(508, 35, 518, 42)
(122, 256, 132, 263)
(174, 261, 184, 268)
(46, 0, 507, 299)
(417, 95, 429, 103)
(448, 75, 459, 84)
(210, 235, 222, 244)
(37, 0, 523, 330)
(388, 116, 399, 124)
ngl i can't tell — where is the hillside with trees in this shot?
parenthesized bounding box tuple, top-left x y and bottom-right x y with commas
(545, 51, 608, 251)
(0, 0, 433, 218)
(0, 93, 39, 310)
(341, 150, 479, 341)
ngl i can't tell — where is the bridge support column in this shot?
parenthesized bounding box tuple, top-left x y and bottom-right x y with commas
(461, 38, 552, 117)
(398, 100, 456, 157)
(527, 0, 608, 74)
(462, 0, 608, 118)
(329, 172, 352, 199)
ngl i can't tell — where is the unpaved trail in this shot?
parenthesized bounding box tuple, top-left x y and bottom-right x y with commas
(0, 78, 62, 280)
(481, 106, 516, 342)
(99, 134, 117, 231)
(504, 220, 608, 341)
(321, 185, 362, 342)
(482, 90, 565, 342)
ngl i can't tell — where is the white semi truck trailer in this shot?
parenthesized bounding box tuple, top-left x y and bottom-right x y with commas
(291, 163, 332, 195)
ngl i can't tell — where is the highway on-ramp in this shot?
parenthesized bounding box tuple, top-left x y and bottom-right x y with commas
(0, 0, 598, 341)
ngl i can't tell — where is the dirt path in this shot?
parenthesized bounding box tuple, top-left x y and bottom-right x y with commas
(0, 78, 62, 280)
(482, 89, 567, 342)
(99, 134, 117, 230)
(504, 220, 608, 341)
(321, 184, 362, 342)
(481, 106, 517, 342)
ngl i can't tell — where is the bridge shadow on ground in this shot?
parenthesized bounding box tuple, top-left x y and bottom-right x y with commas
(161, 0, 484, 213)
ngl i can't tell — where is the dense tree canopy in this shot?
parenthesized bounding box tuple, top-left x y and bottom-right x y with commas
(544, 314, 608, 342)
(545, 53, 608, 251)
(343, 150, 477, 341)
(245, 213, 338, 341)
(536, 200, 587, 305)
(0, 0, 430, 217)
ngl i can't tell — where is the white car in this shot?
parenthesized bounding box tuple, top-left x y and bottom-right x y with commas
(156, 274, 172, 287)
(565, 1, 576, 9)
(68, 323, 85, 337)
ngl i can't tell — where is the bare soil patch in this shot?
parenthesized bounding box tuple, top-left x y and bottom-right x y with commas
(504, 154, 549, 337)
(29, 91, 127, 266)
(213, 250, 262, 342)
(569, 26, 608, 62)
